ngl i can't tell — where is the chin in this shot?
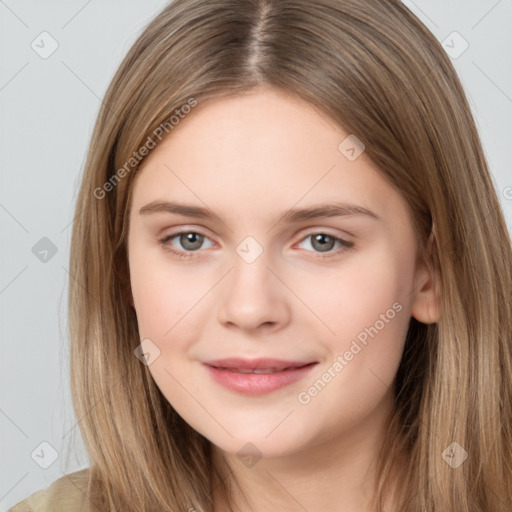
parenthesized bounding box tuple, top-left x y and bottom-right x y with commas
(205, 420, 313, 460)
(215, 436, 299, 461)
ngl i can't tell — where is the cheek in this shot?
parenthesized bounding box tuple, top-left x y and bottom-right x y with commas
(302, 242, 413, 401)
(128, 243, 199, 339)
(295, 260, 409, 436)
(302, 242, 412, 344)
(345, 249, 413, 382)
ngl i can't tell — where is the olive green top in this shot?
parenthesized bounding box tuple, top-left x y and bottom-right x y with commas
(8, 469, 91, 512)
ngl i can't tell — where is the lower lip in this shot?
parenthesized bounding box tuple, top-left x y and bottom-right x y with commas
(203, 363, 318, 395)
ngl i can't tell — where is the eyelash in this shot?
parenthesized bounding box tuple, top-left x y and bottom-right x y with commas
(158, 229, 355, 260)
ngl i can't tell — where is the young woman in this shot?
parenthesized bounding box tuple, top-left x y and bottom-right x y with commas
(10, 0, 512, 511)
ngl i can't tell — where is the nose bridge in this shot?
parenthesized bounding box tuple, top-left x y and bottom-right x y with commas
(229, 239, 274, 302)
(217, 237, 288, 330)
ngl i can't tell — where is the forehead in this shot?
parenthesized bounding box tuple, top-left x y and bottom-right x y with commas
(129, 89, 400, 223)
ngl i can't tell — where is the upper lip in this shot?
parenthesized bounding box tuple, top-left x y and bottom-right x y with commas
(202, 358, 316, 371)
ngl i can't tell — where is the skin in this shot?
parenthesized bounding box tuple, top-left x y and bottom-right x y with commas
(127, 87, 440, 511)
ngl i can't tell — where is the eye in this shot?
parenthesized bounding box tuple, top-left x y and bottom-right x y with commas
(159, 230, 214, 259)
(158, 229, 354, 260)
(296, 232, 354, 257)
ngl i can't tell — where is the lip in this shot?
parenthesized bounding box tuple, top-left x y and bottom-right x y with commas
(202, 358, 318, 395)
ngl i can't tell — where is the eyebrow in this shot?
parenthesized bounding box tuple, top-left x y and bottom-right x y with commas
(138, 200, 380, 224)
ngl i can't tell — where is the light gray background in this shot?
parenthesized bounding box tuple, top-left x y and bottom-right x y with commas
(1, 1, 511, 509)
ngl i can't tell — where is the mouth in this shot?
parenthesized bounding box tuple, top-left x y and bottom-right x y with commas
(202, 358, 318, 395)
(216, 366, 307, 374)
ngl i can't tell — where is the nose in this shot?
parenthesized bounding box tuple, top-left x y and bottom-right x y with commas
(217, 248, 291, 333)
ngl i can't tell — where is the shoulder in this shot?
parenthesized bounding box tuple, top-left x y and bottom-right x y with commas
(8, 468, 91, 512)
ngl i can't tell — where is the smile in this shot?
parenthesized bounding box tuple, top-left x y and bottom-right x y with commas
(202, 358, 318, 395)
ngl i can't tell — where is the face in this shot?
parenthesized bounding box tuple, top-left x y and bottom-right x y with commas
(127, 88, 438, 460)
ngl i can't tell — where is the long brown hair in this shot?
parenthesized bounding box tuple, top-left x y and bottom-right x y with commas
(68, 0, 512, 510)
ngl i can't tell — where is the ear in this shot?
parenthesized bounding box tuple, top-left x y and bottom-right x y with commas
(410, 231, 442, 324)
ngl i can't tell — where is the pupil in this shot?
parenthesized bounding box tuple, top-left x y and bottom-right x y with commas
(312, 234, 334, 252)
(182, 233, 202, 250)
